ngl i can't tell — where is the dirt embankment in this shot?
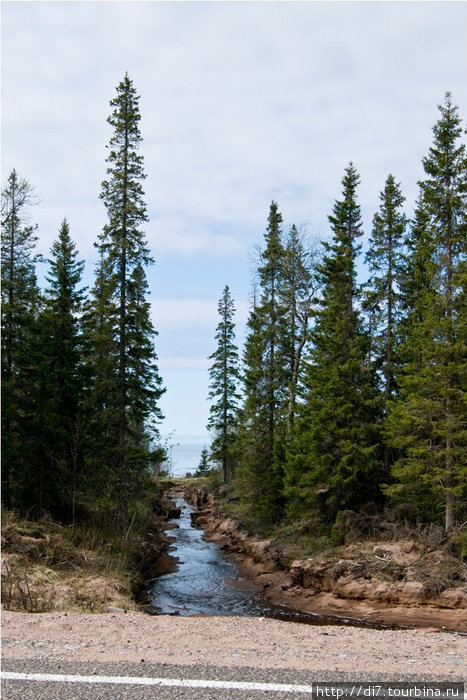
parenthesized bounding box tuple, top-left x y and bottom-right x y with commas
(1, 492, 181, 614)
(172, 485, 467, 633)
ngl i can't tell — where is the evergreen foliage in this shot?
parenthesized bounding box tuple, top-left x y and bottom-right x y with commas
(397, 191, 438, 354)
(385, 94, 467, 530)
(281, 225, 320, 438)
(2, 88, 465, 539)
(364, 174, 406, 401)
(1, 170, 41, 510)
(285, 164, 383, 521)
(363, 174, 407, 473)
(33, 219, 86, 519)
(86, 74, 165, 525)
(195, 447, 211, 477)
(234, 202, 290, 529)
(207, 286, 241, 483)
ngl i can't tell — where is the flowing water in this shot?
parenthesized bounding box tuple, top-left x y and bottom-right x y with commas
(148, 498, 396, 628)
(149, 498, 268, 617)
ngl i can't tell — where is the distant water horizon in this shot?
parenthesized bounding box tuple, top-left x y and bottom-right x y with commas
(162, 434, 211, 477)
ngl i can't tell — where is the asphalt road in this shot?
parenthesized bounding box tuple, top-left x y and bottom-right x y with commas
(2, 658, 463, 700)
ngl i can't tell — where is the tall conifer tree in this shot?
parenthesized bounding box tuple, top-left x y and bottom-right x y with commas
(386, 94, 467, 530)
(88, 74, 164, 524)
(33, 219, 86, 519)
(398, 190, 437, 351)
(234, 202, 289, 528)
(364, 174, 406, 400)
(1, 170, 41, 510)
(285, 164, 382, 521)
(207, 286, 241, 483)
(363, 174, 406, 472)
(281, 224, 320, 438)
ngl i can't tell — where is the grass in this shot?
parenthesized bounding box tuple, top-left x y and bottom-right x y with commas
(267, 519, 344, 565)
(201, 482, 467, 594)
(1, 501, 162, 613)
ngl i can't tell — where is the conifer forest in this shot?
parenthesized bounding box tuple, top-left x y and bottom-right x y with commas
(2, 76, 466, 540)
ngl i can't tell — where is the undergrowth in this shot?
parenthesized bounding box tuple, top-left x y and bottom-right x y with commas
(1, 496, 163, 613)
(202, 479, 467, 581)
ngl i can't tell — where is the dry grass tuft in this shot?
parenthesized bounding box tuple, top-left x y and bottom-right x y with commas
(1, 510, 141, 613)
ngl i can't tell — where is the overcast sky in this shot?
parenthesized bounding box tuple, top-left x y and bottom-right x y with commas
(2, 1, 467, 474)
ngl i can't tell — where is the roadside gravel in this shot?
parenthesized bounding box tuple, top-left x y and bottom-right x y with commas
(2, 611, 466, 679)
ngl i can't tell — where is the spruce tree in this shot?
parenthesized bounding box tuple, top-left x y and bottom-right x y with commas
(207, 286, 241, 483)
(285, 164, 382, 521)
(195, 447, 211, 477)
(398, 190, 437, 349)
(1, 170, 41, 510)
(363, 174, 406, 472)
(365, 174, 406, 399)
(35, 219, 86, 520)
(281, 224, 320, 438)
(386, 94, 467, 530)
(88, 74, 164, 525)
(234, 202, 289, 528)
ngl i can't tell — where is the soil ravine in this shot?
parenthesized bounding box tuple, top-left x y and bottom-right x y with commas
(169, 486, 467, 633)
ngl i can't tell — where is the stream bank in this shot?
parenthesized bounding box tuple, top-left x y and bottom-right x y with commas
(148, 498, 268, 617)
(1, 489, 179, 615)
(164, 483, 467, 632)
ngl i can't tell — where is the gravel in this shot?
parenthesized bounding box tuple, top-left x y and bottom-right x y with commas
(2, 611, 466, 679)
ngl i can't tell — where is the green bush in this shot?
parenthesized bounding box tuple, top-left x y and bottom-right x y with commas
(451, 531, 467, 561)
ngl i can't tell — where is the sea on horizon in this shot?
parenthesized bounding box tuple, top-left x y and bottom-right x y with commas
(163, 434, 211, 477)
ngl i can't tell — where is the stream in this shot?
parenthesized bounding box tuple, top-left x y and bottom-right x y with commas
(148, 498, 386, 627)
(148, 498, 268, 617)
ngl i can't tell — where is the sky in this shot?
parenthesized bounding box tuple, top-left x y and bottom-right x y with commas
(2, 0, 467, 475)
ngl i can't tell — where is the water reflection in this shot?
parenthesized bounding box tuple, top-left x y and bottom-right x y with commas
(149, 498, 399, 629)
(149, 498, 266, 617)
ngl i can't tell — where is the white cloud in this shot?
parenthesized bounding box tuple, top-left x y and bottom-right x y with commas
(151, 295, 250, 331)
(147, 215, 245, 256)
(5, 1, 465, 261)
(159, 356, 210, 372)
(3, 0, 467, 439)
(151, 297, 218, 328)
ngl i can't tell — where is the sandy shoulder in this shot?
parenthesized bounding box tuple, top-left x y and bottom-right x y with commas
(2, 610, 466, 678)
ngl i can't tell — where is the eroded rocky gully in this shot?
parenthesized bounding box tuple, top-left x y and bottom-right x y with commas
(157, 485, 467, 633)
